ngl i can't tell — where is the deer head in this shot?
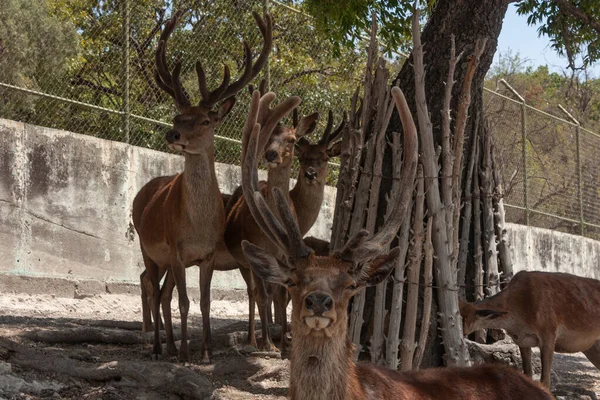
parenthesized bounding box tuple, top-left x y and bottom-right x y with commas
(295, 110, 346, 185)
(248, 80, 319, 168)
(155, 11, 272, 155)
(240, 87, 418, 340)
(459, 300, 508, 335)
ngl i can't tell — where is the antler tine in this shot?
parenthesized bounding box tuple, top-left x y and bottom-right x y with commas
(272, 187, 312, 259)
(213, 12, 273, 105)
(154, 11, 191, 109)
(318, 110, 335, 145)
(242, 121, 287, 249)
(257, 91, 277, 134)
(248, 78, 267, 98)
(241, 90, 262, 162)
(328, 111, 347, 145)
(344, 87, 418, 263)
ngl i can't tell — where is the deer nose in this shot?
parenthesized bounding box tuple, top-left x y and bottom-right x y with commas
(305, 292, 333, 315)
(304, 168, 317, 181)
(165, 129, 180, 143)
(265, 150, 278, 163)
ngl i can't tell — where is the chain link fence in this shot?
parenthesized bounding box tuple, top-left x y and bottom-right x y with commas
(0, 0, 368, 179)
(484, 83, 600, 239)
(2, 0, 600, 238)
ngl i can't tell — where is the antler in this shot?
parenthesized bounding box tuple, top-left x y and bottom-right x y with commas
(154, 11, 191, 109)
(336, 86, 418, 263)
(241, 91, 306, 256)
(248, 78, 267, 96)
(197, 12, 273, 108)
(318, 110, 347, 146)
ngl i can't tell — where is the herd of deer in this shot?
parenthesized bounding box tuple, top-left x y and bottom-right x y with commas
(129, 9, 600, 400)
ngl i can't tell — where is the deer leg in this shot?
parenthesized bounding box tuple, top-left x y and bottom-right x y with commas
(274, 286, 288, 354)
(142, 269, 167, 332)
(539, 336, 556, 388)
(141, 270, 153, 333)
(171, 259, 190, 363)
(583, 340, 600, 370)
(239, 266, 258, 348)
(519, 346, 533, 377)
(142, 258, 162, 359)
(160, 270, 177, 358)
(198, 257, 215, 364)
(254, 274, 277, 352)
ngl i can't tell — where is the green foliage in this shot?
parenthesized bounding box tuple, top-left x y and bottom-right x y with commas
(517, 0, 600, 70)
(301, 0, 433, 55)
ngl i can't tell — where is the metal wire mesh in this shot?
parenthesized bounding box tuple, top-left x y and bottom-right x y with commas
(3, 0, 600, 237)
(484, 86, 600, 240)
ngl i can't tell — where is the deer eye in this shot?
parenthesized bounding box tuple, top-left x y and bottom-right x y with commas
(346, 283, 357, 291)
(201, 120, 210, 126)
(289, 138, 296, 144)
(285, 279, 297, 288)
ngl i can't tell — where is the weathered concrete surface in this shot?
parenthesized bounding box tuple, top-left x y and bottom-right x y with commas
(507, 223, 600, 280)
(1, 119, 598, 298)
(0, 119, 335, 296)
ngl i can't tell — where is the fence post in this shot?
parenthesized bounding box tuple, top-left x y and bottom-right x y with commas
(499, 80, 529, 225)
(121, 0, 130, 144)
(521, 102, 529, 226)
(263, 0, 271, 91)
(558, 104, 584, 236)
(576, 125, 584, 235)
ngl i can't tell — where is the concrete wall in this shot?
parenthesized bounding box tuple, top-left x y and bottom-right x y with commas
(1, 118, 598, 297)
(0, 118, 335, 294)
(507, 223, 600, 280)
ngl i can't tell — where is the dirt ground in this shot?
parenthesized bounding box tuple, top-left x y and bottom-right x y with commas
(0, 291, 597, 399)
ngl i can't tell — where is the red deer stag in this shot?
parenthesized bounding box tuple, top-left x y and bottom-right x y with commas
(224, 90, 317, 352)
(290, 109, 344, 235)
(240, 86, 552, 400)
(133, 10, 272, 363)
(272, 109, 345, 327)
(459, 270, 600, 388)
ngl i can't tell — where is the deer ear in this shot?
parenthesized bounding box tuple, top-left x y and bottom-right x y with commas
(242, 240, 292, 286)
(296, 112, 319, 137)
(355, 247, 400, 287)
(216, 97, 236, 122)
(327, 141, 342, 157)
(475, 309, 507, 320)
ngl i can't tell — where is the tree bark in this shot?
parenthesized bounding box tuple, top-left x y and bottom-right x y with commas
(379, 0, 511, 366)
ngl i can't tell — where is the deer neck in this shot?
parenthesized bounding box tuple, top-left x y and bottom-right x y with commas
(290, 175, 325, 236)
(181, 151, 219, 210)
(265, 158, 293, 203)
(289, 332, 358, 400)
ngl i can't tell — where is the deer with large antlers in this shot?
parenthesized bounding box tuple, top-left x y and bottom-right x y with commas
(272, 109, 344, 327)
(133, 10, 272, 362)
(224, 88, 318, 352)
(239, 86, 551, 400)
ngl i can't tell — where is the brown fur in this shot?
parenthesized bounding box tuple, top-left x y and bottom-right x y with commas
(244, 252, 552, 400)
(241, 87, 550, 400)
(225, 117, 316, 351)
(136, 11, 272, 362)
(133, 107, 229, 363)
(459, 270, 600, 387)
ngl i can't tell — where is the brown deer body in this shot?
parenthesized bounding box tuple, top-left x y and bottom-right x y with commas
(460, 270, 600, 387)
(290, 110, 344, 235)
(240, 86, 551, 400)
(224, 97, 318, 351)
(133, 10, 272, 362)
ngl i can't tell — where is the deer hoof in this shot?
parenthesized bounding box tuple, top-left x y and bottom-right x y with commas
(151, 353, 163, 361)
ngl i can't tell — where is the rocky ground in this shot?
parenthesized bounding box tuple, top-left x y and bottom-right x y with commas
(0, 292, 597, 399)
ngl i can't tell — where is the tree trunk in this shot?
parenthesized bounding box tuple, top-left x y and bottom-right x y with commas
(378, 0, 511, 366)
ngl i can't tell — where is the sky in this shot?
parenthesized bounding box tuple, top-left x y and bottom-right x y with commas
(495, 3, 600, 76)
